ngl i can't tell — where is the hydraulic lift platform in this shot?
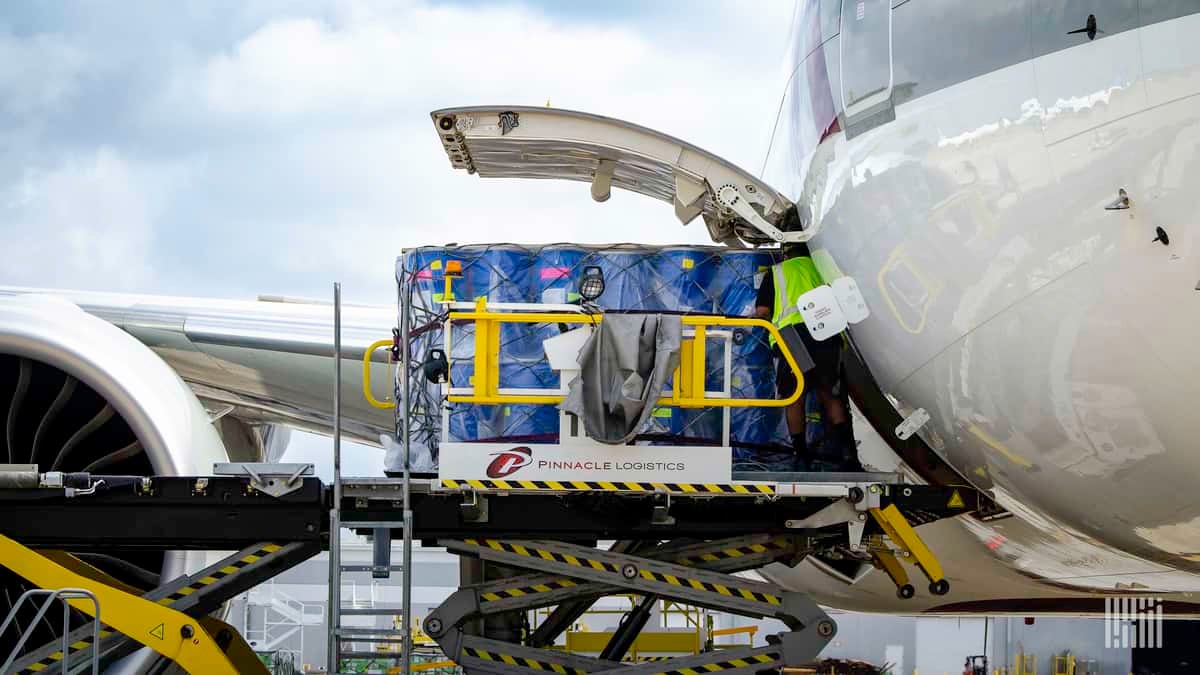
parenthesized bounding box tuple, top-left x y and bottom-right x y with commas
(0, 468, 979, 674)
(2, 287, 986, 673)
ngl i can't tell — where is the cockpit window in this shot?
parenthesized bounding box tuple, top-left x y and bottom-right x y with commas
(821, 0, 842, 43)
(792, 0, 843, 64)
(840, 0, 892, 113)
(762, 1, 843, 199)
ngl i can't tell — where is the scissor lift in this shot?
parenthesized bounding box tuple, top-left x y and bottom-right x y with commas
(426, 535, 832, 675)
(397, 474, 968, 675)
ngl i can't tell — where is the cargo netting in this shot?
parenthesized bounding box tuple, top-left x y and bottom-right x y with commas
(396, 243, 801, 471)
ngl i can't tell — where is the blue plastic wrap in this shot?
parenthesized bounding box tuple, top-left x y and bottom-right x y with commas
(653, 247, 718, 313)
(730, 364, 788, 449)
(455, 244, 539, 360)
(585, 246, 662, 311)
(478, 361, 559, 441)
(713, 249, 778, 368)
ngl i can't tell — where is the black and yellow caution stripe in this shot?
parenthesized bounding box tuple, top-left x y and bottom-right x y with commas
(632, 568, 781, 605)
(461, 540, 781, 606)
(18, 543, 284, 674)
(23, 630, 117, 673)
(480, 578, 579, 602)
(674, 537, 789, 566)
(441, 479, 774, 495)
(155, 543, 283, 605)
(655, 653, 777, 675)
(463, 646, 586, 675)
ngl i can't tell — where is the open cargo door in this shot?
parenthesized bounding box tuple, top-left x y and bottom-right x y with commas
(431, 106, 806, 247)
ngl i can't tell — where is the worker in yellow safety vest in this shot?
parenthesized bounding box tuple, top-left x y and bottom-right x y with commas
(755, 242, 861, 472)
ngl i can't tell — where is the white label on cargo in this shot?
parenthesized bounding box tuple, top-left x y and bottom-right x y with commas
(831, 276, 869, 324)
(439, 442, 731, 483)
(541, 288, 567, 305)
(796, 285, 847, 341)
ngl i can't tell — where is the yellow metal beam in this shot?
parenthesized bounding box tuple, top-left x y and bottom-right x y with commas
(710, 625, 758, 638)
(393, 659, 459, 673)
(565, 630, 700, 656)
(38, 550, 143, 595)
(869, 505, 945, 588)
(0, 534, 240, 674)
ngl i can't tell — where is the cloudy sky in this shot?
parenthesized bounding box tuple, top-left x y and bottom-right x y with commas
(0, 0, 795, 476)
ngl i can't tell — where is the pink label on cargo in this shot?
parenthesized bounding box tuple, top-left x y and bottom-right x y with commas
(540, 266, 570, 280)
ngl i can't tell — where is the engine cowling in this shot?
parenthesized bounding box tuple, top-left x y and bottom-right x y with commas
(0, 294, 230, 670)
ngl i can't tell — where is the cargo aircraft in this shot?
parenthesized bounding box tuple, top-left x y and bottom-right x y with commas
(3, 1, 1200, 670)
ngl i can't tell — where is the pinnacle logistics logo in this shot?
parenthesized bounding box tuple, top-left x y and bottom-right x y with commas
(486, 446, 533, 478)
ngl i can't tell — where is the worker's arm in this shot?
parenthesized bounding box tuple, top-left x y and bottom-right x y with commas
(754, 270, 774, 320)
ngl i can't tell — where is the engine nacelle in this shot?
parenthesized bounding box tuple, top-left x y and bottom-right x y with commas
(0, 293, 228, 474)
(0, 293, 231, 673)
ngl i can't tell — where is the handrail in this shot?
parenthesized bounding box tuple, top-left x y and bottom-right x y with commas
(710, 625, 758, 638)
(363, 338, 397, 409)
(445, 300, 803, 409)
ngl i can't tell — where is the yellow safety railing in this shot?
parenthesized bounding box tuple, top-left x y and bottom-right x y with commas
(363, 338, 397, 409)
(444, 298, 803, 409)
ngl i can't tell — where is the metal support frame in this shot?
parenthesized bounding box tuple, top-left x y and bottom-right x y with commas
(0, 456, 967, 674)
(526, 541, 642, 649)
(423, 535, 835, 675)
(328, 281, 343, 675)
(401, 269, 415, 675)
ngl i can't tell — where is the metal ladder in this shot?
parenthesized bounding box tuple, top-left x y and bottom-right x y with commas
(328, 282, 417, 675)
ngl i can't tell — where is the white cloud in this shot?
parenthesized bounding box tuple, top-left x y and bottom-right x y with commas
(142, 0, 794, 300)
(0, 30, 88, 118)
(0, 148, 174, 289)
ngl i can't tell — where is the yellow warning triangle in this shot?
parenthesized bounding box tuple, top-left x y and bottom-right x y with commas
(149, 623, 165, 640)
(947, 490, 965, 509)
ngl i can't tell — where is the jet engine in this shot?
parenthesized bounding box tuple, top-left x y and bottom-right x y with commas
(0, 294, 230, 669)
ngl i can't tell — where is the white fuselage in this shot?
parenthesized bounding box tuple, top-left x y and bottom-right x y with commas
(762, 2, 1200, 606)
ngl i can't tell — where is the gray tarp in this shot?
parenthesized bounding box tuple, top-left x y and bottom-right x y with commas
(561, 314, 682, 444)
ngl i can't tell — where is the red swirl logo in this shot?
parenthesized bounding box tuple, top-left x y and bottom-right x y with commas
(486, 447, 533, 478)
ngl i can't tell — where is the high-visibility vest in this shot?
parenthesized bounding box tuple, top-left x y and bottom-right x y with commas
(769, 257, 824, 345)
